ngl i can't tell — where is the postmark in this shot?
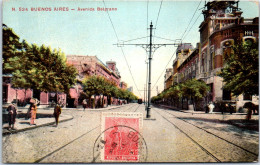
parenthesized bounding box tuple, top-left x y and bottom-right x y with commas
(93, 112, 147, 162)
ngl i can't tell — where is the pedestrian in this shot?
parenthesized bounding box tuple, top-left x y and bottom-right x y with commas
(228, 103, 233, 114)
(205, 103, 209, 113)
(53, 104, 62, 126)
(30, 104, 37, 125)
(208, 102, 215, 113)
(7, 102, 17, 130)
(244, 102, 255, 120)
(82, 99, 87, 111)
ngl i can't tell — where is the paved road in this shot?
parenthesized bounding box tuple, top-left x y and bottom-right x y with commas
(2, 104, 258, 163)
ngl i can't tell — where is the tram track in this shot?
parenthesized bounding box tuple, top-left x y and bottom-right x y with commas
(154, 107, 258, 162)
(33, 103, 141, 163)
(161, 108, 258, 156)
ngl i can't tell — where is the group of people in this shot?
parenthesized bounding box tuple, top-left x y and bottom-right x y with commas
(7, 98, 63, 130)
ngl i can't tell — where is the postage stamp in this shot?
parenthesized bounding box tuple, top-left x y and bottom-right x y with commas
(93, 112, 146, 162)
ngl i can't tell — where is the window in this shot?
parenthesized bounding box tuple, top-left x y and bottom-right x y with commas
(201, 53, 205, 73)
(209, 47, 214, 71)
(222, 40, 233, 61)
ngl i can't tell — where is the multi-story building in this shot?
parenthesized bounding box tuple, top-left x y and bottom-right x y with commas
(178, 43, 200, 83)
(3, 74, 66, 107)
(120, 81, 127, 90)
(164, 68, 173, 89)
(3, 55, 123, 108)
(170, 0, 259, 111)
(66, 55, 121, 107)
(127, 86, 133, 93)
(106, 61, 121, 87)
(170, 43, 194, 85)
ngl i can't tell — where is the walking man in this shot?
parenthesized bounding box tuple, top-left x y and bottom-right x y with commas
(82, 99, 87, 111)
(7, 102, 17, 130)
(53, 104, 62, 126)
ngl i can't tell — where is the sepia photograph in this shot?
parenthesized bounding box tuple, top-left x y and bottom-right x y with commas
(2, 0, 259, 163)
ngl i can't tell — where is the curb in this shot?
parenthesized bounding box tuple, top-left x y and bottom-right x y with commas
(16, 104, 130, 111)
(155, 104, 259, 131)
(157, 104, 248, 115)
(2, 115, 74, 136)
(2, 104, 130, 136)
(88, 105, 128, 111)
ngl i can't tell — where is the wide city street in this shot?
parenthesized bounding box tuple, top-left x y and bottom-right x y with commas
(2, 103, 259, 163)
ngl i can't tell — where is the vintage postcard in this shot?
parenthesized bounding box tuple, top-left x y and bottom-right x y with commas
(2, 0, 259, 163)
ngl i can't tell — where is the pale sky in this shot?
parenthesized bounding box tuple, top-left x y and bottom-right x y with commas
(2, 0, 259, 98)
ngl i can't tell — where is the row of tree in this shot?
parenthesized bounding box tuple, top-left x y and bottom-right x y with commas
(152, 40, 258, 111)
(3, 24, 77, 96)
(82, 75, 138, 108)
(3, 24, 138, 107)
(152, 79, 210, 111)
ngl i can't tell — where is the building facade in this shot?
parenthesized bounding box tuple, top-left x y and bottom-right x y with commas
(164, 68, 173, 89)
(120, 81, 128, 90)
(66, 55, 121, 107)
(3, 55, 123, 108)
(127, 86, 133, 93)
(166, 0, 259, 111)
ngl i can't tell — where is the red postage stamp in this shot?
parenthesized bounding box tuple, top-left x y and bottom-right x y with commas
(100, 112, 143, 162)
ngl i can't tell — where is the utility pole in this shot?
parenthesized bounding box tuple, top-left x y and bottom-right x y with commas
(144, 84, 146, 105)
(145, 60, 148, 110)
(146, 22, 153, 118)
(115, 22, 180, 118)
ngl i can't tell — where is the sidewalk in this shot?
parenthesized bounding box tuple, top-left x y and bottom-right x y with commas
(2, 104, 129, 136)
(157, 104, 259, 131)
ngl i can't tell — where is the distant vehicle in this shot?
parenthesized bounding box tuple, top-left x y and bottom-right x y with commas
(138, 99, 142, 104)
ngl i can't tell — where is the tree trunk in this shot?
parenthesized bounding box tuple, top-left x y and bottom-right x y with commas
(181, 98, 183, 109)
(192, 97, 196, 111)
(93, 95, 96, 109)
(101, 95, 104, 108)
(88, 96, 91, 108)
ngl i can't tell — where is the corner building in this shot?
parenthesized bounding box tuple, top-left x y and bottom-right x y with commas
(198, 1, 258, 109)
(66, 55, 121, 107)
(166, 0, 259, 111)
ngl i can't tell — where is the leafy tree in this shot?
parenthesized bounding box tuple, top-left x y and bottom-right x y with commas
(82, 75, 137, 107)
(3, 24, 23, 74)
(11, 43, 77, 94)
(3, 25, 77, 101)
(181, 79, 209, 100)
(218, 40, 259, 96)
(181, 79, 210, 110)
(151, 79, 209, 110)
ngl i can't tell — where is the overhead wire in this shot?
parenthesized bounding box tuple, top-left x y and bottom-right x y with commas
(102, 0, 143, 98)
(144, 0, 164, 97)
(180, 0, 203, 41)
(151, 0, 203, 91)
(182, 13, 203, 42)
(155, 0, 163, 29)
(152, 0, 164, 45)
(154, 36, 180, 42)
(121, 36, 149, 43)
